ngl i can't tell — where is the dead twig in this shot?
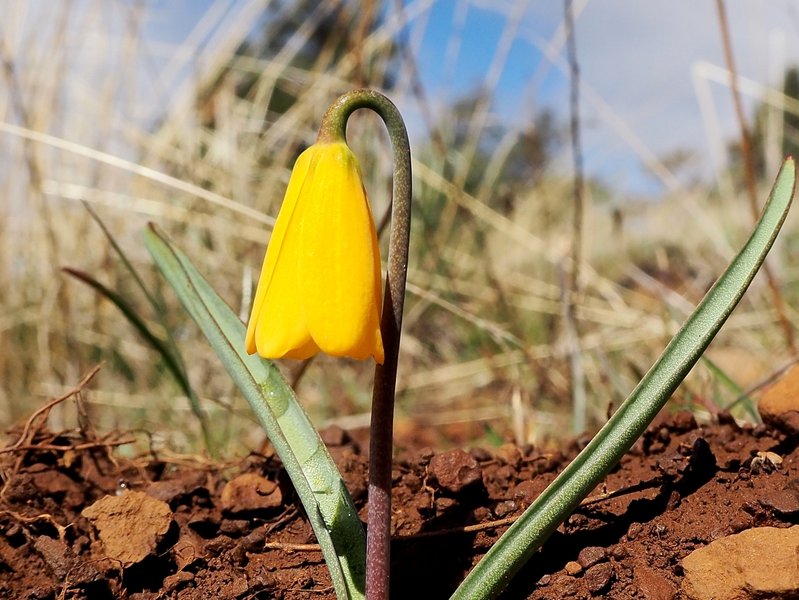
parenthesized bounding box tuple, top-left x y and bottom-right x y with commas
(715, 0, 796, 354)
(1, 364, 102, 454)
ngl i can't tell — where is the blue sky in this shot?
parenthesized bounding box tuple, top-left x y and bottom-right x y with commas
(402, 0, 799, 196)
(38, 0, 799, 198)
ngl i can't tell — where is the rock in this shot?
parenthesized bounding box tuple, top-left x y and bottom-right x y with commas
(145, 471, 206, 503)
(428, 448, 483, 494)
(584, 563, 614, 595)
(759, 479, 799, 516)
(681, 525, 799, 599)
(220, 473, 282, 513)
(163, 570, 194, 593)
(82, 491, 173, 565)
(758, 365, 799, 434)
(492, 500, 517, 518)
(634, 566, 676, 600)
(511, 479, 539, 505)
(577, 546, 607, 569)
(564, 561, 582, 576)
(319, 425, 348, 446)
(33, 537, 100, 585)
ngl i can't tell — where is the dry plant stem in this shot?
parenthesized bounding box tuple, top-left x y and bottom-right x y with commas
(715, 0, 796, 353)
(563, 0, 587, 434)
(319, 90, 412, 600)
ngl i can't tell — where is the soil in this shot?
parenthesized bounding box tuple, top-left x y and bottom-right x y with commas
(2, 405, 799, 600)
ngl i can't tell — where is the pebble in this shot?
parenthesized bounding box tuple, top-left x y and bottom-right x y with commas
(672, 411, 698, 432)
(428, 448, 483, 494)
(584, 563, 614, 595)
(220, 473, 282, 513)
(564, 561, 582, 576)
(682, 525, 799, 599)
(469, 447, 492, 462)
(626, 522, 642, 540)
(319, 425, 347, 446)
(759, 482, 799, 516)
(492, 500, 517, 518)
(511, 479, 539, 505)
(577, 546, 607, 569)
(758, 364, 799, 434)
(163, 571, 194, 593)
(634, 565, 676, 600)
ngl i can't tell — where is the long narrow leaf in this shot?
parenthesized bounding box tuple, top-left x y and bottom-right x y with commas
(452, 158, 795, 599)
(62, 267, 215, 453)
(145, 225, 366, 600)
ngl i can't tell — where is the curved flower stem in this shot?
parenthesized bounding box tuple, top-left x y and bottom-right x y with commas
(320, 90, 412, 600)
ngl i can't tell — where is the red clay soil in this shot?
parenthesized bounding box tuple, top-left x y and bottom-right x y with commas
(1, 409, 798, 599)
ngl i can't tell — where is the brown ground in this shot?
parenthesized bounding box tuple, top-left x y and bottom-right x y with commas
(1, 406, 798, 600)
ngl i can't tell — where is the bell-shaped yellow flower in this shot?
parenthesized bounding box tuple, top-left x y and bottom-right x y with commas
(245, 142, 385, 364)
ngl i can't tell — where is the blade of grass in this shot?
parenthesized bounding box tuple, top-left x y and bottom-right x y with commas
(700, 355, 759, 422)
(62, 266, 215, 453)
(77, 202, 214, 452)
(145, 224, 366, 600)
(451, 158, 795, 600)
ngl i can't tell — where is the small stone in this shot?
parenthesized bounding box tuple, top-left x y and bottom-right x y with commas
(627, 522, 642, 540)
(219, 519, 249, 535)
(584, 563, 614, 595)
(241, 527, 266, 552)
(82, 491, 173, 566)
(672, 411, 697, 432)
(33, 537, 100, 585)
(492, 500, 517, 518)
(319, 425, 348, 446)
(145, 471, 206, 503)
(610, 545, 628, 560)
(220, 473, 282, 513)
(564, 561, 583, 576)
(428, 448, 483, 495)
(634, 566, 676, 600)
(163, 571, 194, 593)
(435, 496, 457, 513)
(512, 480, 539, 506)
(577, 546, 607, 569)
(681, 525, 799, 600)
(495, 444, 522, 467)
(469, 447, 492, 462)
(758, 365, 799, 434)
(759, 483, 799, 516)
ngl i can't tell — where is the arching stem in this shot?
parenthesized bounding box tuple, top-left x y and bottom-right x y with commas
(320, 90, 412, 600)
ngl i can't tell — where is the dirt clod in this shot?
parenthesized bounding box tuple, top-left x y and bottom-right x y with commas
(577, 545, 607, 569)
(634, 565, 677, 600)
(681, 525, 799, 600)
(758, 364, 799, 434)
(82, 491, 173, 565)
(220, 473, 282, 513)
(584, 562, 614, 595)
(428, 448, 483, 494)
(2, 412, 799, 598)
(565, 560, 583, 576)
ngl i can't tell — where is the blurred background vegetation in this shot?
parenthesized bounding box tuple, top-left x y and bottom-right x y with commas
(3, 0, 799, 456)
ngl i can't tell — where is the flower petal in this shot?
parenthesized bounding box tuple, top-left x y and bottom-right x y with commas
(246, 147, 317, 358)
(297, 143, 385, 363)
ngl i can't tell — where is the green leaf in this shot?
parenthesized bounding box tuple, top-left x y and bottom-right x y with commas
(76, 202, 214, 454)
(145, 225, 365, 600)
(451, 158, 796, 600)
(61, 266, 214, 452)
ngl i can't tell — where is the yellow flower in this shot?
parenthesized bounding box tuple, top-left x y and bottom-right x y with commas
(245, 141, 385, 364)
